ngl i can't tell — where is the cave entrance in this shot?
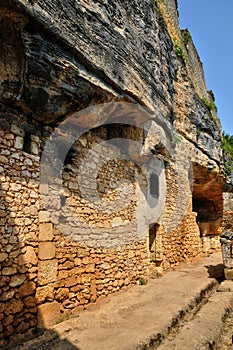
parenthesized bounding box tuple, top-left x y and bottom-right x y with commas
(192, 196, 221, 237)
(192, 162, 223, 239)
(193, 197, 217, 224)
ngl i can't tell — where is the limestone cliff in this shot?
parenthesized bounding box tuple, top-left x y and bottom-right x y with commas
(0, 0, 226, 345)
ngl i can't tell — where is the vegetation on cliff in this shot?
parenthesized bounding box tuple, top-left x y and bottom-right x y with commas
(222, 132, 233, 176)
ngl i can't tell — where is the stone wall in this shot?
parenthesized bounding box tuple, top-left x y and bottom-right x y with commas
(0, 0, 225, 347)
(0, 119, 223, 347)
(0, 123, 40, 344)
(0, 121, 151, 346)
(223, 193, 233, 231)
(0, 119, 222, 341)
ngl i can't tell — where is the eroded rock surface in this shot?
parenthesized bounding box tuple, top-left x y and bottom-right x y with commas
(0, 0, 226, 346)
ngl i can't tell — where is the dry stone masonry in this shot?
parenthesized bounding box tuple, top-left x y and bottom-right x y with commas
(0, 0, 226, 347)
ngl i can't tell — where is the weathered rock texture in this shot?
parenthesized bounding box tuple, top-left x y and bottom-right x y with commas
(223, 193, 233, 231)
(0, 0, 225, 346)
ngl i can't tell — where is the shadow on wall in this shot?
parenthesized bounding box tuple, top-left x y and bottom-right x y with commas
(0, 181, 38, 348)
(0, 175, 79, 349)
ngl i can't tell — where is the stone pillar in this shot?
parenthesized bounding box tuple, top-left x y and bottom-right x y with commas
(220, 231, 233, 280)
(36, 214, 59, 327)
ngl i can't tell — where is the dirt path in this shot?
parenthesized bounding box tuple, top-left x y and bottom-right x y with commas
(13, 252, 233, 350)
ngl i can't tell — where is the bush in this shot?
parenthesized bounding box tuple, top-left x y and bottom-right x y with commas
(201, 97, 217, 113)
(174, 38, 187, 62)
(222, 132, 233, 154)
(208, 89, 215, 102)
(152, 0, 164, 18)
(182, 29, 192, 46)
(222, 132, 233, 176)
(138, 277, 147, 285)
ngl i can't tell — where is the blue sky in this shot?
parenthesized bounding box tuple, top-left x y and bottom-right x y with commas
(177, 0, 233, 135)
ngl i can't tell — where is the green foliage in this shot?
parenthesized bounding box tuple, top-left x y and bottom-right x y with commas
(208, 89, 215, 102)
(201, 97, 217, 113)
(152, 0, 164, 18)
(200, 92, 220, 125)
(174, 38, 187, 62)
(182, 29, 192, 46)
(222, 132, 233, 154)
(55, 313, 79, 324)
(196, 128, 201, 137)
(209, 114, 219, 123)
(225, 165, 233, 177)
(201, 96, 219, 124)
(138, 277, 147, 285)
(222, 132, 233, 176)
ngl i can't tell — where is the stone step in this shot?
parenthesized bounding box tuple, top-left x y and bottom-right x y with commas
(10, 281, 219, 350)
(11, 281, 219, 350)
(157, 281, 233, 350)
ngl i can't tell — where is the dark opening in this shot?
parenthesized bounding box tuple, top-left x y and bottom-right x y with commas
(22, 132, 31, 153)
(60, 196, 66, 207)
(149, 223, 159, 263)
(192, 197, 217, 223)
(63, 146, 77, 168)
(149, 173, 159, 197)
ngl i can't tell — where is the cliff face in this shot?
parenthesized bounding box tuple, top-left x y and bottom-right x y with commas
(0, 0, 223, 161)
(0, 0, 225, 345)
(0, 1, 222, 133)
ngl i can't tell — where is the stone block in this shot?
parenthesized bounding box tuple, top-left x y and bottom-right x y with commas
(2, 267, 17, 275)
(19, 282, 36, 297)
(58, 270, 69, 280)
(217, 280, 233, 292)
(24, 205, 38, 216)
(55, 288, 69, 301)
(3, 315, 14, 326)
(65, 276, 77, 287)
(62, 261, 74, 269)
(111, 217, 123, 227)
(39, 242, 56, 260)
(0, 290, 15, 301)
(39, 223, 53, 241)
(10, 183, 22, 191)
(74, 257, 82, 266)
(11, 124, 25, 137)
(24, 246, 38, 265)
(86, 263, 95, 273)
(38, 259, 58, 286)
(23, 158, 33, 166)
(39, 211, 50, 223)
(36, 285, 54, 303)
(224, 268, 233, 280)
(40, 183, 49, 195)
(0, 210, 7, 218)
(68, 181, 79, 190)
(9, 299, 24, 314)
(0, 156, 8, 164)
(30, 135, 40, 143)
(0, 253, 8, 262)
(14, 136, 24, 150)
(9, 274, 26, 287)
(38, 301, 61, 328)
(23, 296, 36, 308)
(30, 142, 39, 155)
